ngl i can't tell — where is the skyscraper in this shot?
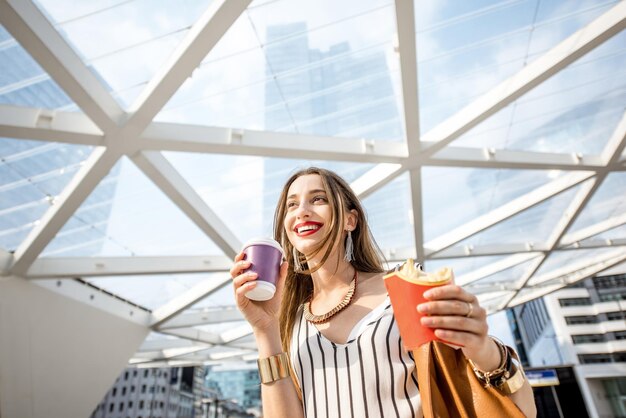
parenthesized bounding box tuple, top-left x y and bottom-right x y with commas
(261, 22, 410, 251)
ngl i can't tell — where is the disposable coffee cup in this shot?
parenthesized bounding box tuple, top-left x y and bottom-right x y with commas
(242, 238, 284, 301)
(384, 259, 453, 351)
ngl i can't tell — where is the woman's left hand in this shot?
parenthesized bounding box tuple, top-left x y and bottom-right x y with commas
(417, 284, 501, 371)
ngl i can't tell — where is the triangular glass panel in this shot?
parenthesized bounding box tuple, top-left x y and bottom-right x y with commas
(567, 172, 626, 237)
(41, 156, 223, 257)
(0, 24, 76, 110)
(185, 281, 236, 311)
(422, 167, 567, 242)
(416, 0, 617, 135)
(443, 28, 626, 154)
(478, 291, 514, 313)
(167, 298, 241, 332)
(34, 0, 212, 108)
(0, 137, 92, 251)
(157, 0, 404, 142)
(424, 255, 510, 279)
(165, 151, 373, 244)
(508, 285, 551, 308)
(466, 257, 541, 292)
(363, 172, 415, 253)
(456, 184, 582, 248)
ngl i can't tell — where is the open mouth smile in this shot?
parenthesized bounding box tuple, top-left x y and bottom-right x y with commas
(294, 221, 323, 237)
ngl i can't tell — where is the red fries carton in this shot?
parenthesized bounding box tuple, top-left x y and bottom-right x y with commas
(384, 259, 454, 351)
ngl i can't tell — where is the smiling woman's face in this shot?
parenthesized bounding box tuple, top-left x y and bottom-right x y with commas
(283, 174, 334, 256)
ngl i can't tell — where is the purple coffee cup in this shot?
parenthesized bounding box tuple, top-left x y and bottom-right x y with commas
(242, 238, 285, 301)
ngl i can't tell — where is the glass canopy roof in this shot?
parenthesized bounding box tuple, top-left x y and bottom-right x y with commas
(1, 0, 625, 367)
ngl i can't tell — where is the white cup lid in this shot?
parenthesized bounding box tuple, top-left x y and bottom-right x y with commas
(242, 237, 285, 258)
(245, 281, 276, 301)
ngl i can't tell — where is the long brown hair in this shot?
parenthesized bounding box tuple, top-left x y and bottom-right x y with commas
(273, 167, 385, 353)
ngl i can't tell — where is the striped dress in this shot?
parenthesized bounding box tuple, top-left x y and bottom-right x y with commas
(290, 297, 422, 418)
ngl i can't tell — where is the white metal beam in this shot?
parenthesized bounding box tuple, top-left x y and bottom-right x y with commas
(131, 151, 241, 258)
(424, 171, 594, 256)
(124, 0, 252, 137)
(351, 163, 404, 198)
(220, 323, 253, 344)
(602, 109, 626, 166)
(159, 328, 223, 345)
(138, 338, 198, 352)
(130, 345, 211, 364)
(426, 144, 605, 171)
(130, 359, 201, 368)
(565, 238, 626, 251)
(150, 275, 231, 328)
(394, 0, 420, 155)
(429, 243, 549, 259)
(26, 255, 232, 279)
(0, 105, 103, 145)
(141, 122, 407, 163)
(0, 0, 123, 132)
(419, 1, 626, 157)
(157, 306, 243, 330)
(408, 169, 425, 262)
(561, 213, 626, 247)
(10, 148, 121, 275)
(426, 237, 626, 259)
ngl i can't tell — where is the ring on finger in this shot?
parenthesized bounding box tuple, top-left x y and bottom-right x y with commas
(465, 302, 474, 318)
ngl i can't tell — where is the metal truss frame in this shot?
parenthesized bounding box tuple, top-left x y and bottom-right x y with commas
(1, 0, 625, 364)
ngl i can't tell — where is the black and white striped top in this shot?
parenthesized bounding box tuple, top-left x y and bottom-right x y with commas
(290, 298, 422, 418)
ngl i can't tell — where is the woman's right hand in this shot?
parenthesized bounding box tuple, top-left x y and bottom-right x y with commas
(230, 252, 288, 333)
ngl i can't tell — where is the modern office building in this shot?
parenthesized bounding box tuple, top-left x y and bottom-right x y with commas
(2, 1, 626, 418)
(205, 363, 262, 413)
(510, 271, 626, 417)
(91, 367, 200, 418)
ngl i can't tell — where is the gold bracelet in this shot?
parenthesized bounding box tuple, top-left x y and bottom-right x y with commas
(257, 352, 290, 384)
(496, 349, 526, 395)
(468, 336, 509, 387)
(469, 337, 527, 395)
(497, 359, 526, 395)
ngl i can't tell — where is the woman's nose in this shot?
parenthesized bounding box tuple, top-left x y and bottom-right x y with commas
(294, 201, 311, 218)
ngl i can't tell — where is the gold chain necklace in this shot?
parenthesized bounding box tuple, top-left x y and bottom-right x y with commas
(303, 270, 358, 324)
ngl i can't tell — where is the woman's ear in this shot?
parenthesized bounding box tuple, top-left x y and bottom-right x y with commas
(345, 209, 358, 231)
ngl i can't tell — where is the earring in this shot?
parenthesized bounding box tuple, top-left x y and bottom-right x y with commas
(293, 246, 304, 272)
(344, 230, 354, 262)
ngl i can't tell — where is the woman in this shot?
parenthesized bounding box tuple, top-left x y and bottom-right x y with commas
(230, 167, 536, 418)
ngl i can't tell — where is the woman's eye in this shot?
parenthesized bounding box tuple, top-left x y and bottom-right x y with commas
(287, 201, 297, 208)
(312, 196, 327, 203)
